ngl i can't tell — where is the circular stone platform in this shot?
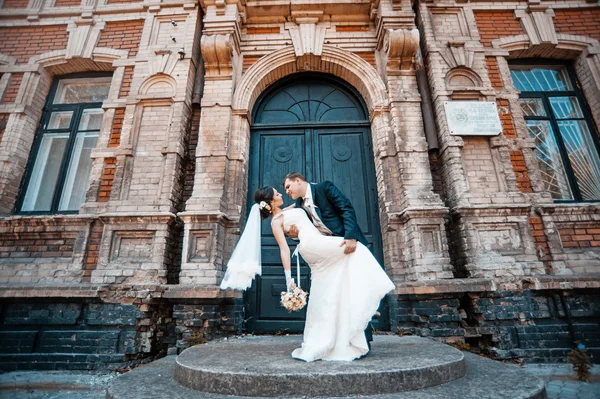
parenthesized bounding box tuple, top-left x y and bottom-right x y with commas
(174, 335, 466, 397)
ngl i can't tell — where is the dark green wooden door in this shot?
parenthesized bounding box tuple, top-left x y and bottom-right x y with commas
(245, 74, 388, 333)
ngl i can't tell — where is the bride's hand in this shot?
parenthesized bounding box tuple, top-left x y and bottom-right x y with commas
(286, 278, 296, 291)
(287, 225, 299, 238)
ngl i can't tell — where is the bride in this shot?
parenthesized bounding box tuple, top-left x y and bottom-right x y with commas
(220, 186, 395, 362)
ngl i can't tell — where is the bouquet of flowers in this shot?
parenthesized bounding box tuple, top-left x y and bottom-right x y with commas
(280, 285, 308, 312)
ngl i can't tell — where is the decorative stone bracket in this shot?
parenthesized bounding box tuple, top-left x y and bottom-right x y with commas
(201, 34, 236, 76)
(440, 41, 483, 70)
(379, 28, 420, 75)
(148, 49, 179, 77)
(514, 7, 558, 46)
(285, 18, 330, 57)
(66, 18, 106, 60)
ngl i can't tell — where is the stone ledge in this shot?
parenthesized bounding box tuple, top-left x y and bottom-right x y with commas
(0, 284, 242, 300)
(393, 274, 600, 295)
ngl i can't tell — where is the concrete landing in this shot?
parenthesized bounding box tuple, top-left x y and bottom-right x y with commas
(174, 335, 465, 396)
(106, 335, 547, 399)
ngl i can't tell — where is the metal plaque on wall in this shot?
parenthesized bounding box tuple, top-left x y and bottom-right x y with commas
(444, 101, 502, 136)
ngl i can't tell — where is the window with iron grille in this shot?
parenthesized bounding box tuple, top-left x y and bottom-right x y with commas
(510, 62, 600, 202)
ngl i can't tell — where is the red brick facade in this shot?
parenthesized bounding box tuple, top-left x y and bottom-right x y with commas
(98, 157, 117, 202)
(247, 27, 280, 35)
(54, 0, 81, 6)
(486, 57, 503, 91)
(559, 223, 600, 248)
(0, 233, 75, 259)
(473, 11, 525, 47)
(1, 73, 22, 104)
(82, 220, 104, 282)
(97, 20, 144, 58)
(1, 0, 28, 8)
(0, 114, 7, 145)
(0, 26, 68, 63)
(554, 9, 600, 42)
(119, 66, 134, 98)
(109, 108, 125, 148)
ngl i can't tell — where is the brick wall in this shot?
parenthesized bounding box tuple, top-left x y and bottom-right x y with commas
(119, 66, 134, 98)
(554, 9, 600, 42)
(1, 0, 28, 8)
(394, 289, 600, 363)
(172, 299, 243, 351)
(428, 150, 444, 199)
(109, 108, 124, 147)
(559, 223, 600, 248)
(356, 52, 375, 68)
(462, 137, 499, 193)
(97, 20, 145, 58)
(529, 217, 551, 273)
(473, 11, 525, 47)
(243, 55, 262, 72)
(0, 301, 145, 370)
(486, 57, 503, 91)
(82, 220, 104, 282)
(106, 0, 143, 3)
(0, 26, 68, 63)
(0, 114, 8, 145)
(336, 25, 369, 32)
(183, 106, 200, 204)
(0, 233, 74, 259)
(1, 73, 23, 104)
(54, 0, 81, 6)
(247, 27, 280, 34)
(98, 158, 117, 202)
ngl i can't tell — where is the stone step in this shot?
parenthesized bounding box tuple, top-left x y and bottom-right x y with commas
(107, 335, 547, 398)
(174, 336, 465, 396)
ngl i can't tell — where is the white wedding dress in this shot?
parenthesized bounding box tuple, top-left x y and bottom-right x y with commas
(273, 208, 395, 362)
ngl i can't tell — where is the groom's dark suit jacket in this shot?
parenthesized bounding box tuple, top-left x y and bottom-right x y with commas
(295, 181, 368, 247)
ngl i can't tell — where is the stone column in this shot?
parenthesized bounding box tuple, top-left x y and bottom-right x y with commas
(181, 3, 243, 284)
(375, 2, 453, 281)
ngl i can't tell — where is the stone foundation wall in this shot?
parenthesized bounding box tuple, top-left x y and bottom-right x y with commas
(391, 279, 600, 363)
(0, 285, 241, 371)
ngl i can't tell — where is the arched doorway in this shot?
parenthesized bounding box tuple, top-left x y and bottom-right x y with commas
(245, 73, 388, 333)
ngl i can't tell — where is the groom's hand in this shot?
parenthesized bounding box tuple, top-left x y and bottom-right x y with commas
(340, 239, 357, 254)
(287, 225, 299, 238)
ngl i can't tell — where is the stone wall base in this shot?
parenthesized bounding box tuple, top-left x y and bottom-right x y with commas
(0, 285, 241, 371)
(1, 278, 598, 370)
(389, 276, 600, 363)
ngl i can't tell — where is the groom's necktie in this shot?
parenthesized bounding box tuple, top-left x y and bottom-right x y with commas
(303, 197, 333, 236)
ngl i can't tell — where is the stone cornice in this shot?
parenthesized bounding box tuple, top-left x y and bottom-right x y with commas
(393, 275, 600, 295)
(0, 283, 242, 300)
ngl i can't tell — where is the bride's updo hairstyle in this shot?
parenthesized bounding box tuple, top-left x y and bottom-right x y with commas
(254, 186, 275, 219)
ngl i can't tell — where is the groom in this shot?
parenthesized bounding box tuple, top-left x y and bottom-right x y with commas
(282, 172, 374, 346)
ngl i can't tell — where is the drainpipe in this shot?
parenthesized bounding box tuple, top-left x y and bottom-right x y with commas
(413, 2, 439, 150)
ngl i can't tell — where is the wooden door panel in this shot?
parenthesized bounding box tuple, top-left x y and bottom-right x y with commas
(316, 129, 373, 237)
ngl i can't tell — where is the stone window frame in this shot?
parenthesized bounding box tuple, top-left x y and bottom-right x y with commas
(15, 72, 113, 215)
(509, 59, 600, 203)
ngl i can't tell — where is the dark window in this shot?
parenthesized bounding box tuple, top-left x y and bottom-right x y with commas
(510, 62, 600, 202)
(18, 74, 111, 214)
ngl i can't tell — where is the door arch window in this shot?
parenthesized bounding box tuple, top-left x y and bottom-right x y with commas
(245, 73, 386, 333)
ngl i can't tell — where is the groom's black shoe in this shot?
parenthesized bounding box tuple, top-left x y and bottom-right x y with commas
(365, 322, 374, 343)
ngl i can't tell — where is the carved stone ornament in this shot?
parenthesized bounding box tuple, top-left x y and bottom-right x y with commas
(514, 7, 558, 46)
(285, 19, 330, 57)
(440, 41, 477, 69)
(383, 28, 420, 72)
(201, 34, 233, 76)
(148, 49, 179, 77)
(66, 19, 105, 59)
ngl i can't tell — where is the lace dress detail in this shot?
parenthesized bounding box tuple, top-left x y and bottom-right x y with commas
(275, 208, 395, 362)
